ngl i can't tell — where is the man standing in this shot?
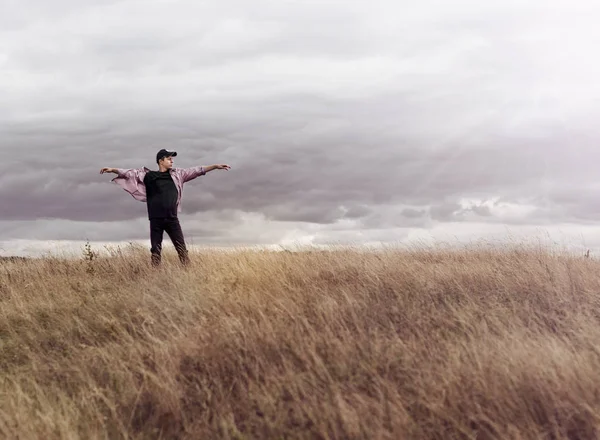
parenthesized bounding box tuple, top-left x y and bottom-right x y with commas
(100, 149, 230, 266)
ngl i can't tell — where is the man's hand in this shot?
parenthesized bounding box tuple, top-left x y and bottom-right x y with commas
(100, 167, 117, 174)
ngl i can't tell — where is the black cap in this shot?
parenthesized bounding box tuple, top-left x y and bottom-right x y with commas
(156, 149, 177, 163)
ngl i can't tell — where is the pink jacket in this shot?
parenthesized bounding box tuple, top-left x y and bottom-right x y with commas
(112, 166, 206, 213)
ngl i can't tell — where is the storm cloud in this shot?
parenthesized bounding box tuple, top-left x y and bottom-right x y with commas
(2, 0, 600, 255)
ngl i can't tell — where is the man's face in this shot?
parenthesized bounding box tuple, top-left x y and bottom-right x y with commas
(160, 156, 174, 169)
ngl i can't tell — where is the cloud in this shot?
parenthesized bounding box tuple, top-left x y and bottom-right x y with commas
(2, 0, 600, 254)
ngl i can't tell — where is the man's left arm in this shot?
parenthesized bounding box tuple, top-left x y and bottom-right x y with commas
(179, 164, 231, 183)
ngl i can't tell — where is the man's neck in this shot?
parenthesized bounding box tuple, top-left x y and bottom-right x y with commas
(158, 166, 170, 172)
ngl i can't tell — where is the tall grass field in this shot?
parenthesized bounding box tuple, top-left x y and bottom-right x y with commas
(1, 241, 600, 439)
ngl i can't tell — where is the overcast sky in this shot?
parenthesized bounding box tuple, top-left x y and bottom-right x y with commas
(2, 0, 600, 256)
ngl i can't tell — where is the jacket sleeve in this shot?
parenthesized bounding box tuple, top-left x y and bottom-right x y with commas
(111, 168, 148, 202)
(178, 166, 206, 183)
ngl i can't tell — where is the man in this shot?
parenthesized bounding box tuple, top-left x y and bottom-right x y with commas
(100, 149, 230, 266)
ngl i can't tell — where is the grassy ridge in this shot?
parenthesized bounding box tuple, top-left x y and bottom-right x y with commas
(1, 243, 600, 439)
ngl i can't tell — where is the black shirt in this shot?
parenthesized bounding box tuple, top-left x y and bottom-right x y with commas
(143, 171, 178, 219)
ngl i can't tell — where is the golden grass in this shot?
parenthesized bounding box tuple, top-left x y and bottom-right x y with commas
(1, 242, 600, 439)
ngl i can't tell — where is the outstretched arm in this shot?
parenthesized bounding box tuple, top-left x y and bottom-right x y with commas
(179, 164, 231, 183)
(100, 166, 149, 202)
(203, 164, 231, 173)
(100, 167, 147, 179)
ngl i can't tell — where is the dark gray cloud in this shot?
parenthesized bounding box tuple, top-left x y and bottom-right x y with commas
(2, 0, 600, 254)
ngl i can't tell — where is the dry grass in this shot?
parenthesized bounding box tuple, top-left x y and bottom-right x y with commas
(1, 241, 600, 439)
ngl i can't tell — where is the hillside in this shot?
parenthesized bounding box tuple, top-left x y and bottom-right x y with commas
(1, 243, 599, 439)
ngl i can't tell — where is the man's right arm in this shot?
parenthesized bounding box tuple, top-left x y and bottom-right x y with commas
(100, 167, 148, 201)
(100, 167, 142, 179)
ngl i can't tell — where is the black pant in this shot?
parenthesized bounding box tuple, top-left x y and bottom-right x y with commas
(149, 217, 190, 266)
